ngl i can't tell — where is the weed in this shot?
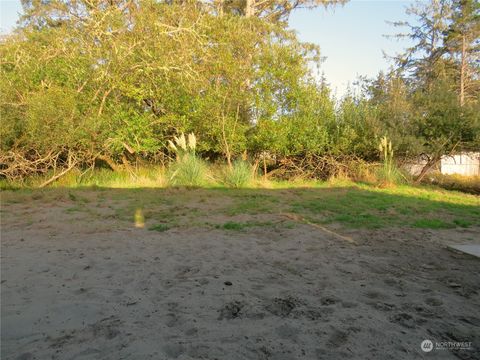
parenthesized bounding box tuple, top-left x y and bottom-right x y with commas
(65, 206, 83, 213)
(423, 173, 480, 195)
(227, 193, 277, 215)
(220, 221, 246, 230)
(221, 160, 253, 188)
(453, 219, 473, 228)
(218, 220, 274, 231)
(148, 223, 170, 232)
(413, 219, 454, 229)
(377, 136, 406, 186)
(168, 153, 208, 187)
(31, 192, 44, 200)
(282, 222, 296, 229)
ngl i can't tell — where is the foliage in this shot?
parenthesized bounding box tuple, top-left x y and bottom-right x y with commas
(422, 173, 480, 195)
(376, 136, 405, 185)
(168, 133, 197, 158)
(168, 153, 208, 187)
(0, 0, 478, 185)
(218, 220, 274, 231)
(149, 224, 170, 232)
(221, 160, 254, 188)
(0, 0, 332, 179)
(290, 182, 479, 229)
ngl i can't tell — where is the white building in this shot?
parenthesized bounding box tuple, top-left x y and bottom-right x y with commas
(440, 152, 480, 176)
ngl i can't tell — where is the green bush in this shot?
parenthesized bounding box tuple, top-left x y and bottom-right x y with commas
(168, 153, 207, 187)
(376, 136, 406, 185)
(221, 160, 253, 188)
(376, 164, 406, 186)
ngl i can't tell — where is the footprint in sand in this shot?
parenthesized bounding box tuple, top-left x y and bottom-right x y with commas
(165, 312, 180, 327)
(163, 343, 185, 359)
(364, 290, 388, 300)
(320, 296, 339, 306)
(15, 353, 34, 360)
(265, 297, 298, 317)
(389, 313, 424, 328)
(275, 324, 299, 340)
(372, 302, 396, 311)
(218, 300, 245, 320)
(425, 297, 443, 307)
(184, 327, 198, 336)
(187, 344, 211, 358)
(327, 329, 349, 347)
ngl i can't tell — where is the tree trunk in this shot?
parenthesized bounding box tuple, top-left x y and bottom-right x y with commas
(39, 163, 76, 188)
(245, 0, 254, 17)
(252, 158, 260, 178)
(415, 155, 440, 184)
(97, 155, 121, 172)
(221, 111, 232, 169)
(460, 34, 466, 106)
(263, 155, 267, 180)
(217, 0, 224, 16)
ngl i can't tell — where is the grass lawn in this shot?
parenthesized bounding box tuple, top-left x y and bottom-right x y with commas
(2, 180, 478, 231)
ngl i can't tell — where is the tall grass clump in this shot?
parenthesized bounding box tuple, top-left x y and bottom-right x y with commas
(67, 167, 166, 188)
(222, 160, 254, 188)
(423, 173, 480, 195)
(168, 133, 207, 187)
(376, 136, 405, 186)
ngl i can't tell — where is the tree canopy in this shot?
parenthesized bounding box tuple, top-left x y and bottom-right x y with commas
(0, 0, 478, 181)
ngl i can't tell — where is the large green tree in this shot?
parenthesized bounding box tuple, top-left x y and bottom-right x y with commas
(1, 0, 337, 179)
(443, 0, 480, 106)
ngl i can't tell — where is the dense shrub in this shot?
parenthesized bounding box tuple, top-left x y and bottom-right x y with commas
(221, 160, 254, 188)
(0, 0, 478, 185)
(168, 154, 208, 187)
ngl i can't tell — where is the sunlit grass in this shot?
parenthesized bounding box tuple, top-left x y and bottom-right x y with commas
(290, 184, 479, 229)
(0, 167, 168, 190)
(2, 167, 478, 230)
(219, 160, 254, 188)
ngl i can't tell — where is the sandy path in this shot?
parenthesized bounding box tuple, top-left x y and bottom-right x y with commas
(1, 191, 479, 359)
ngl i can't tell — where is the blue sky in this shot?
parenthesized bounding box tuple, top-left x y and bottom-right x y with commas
(289, 0, 415, 96)
(0, 0, 415, 96)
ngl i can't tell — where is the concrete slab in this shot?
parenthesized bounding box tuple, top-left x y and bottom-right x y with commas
(448, 244, 480, 258)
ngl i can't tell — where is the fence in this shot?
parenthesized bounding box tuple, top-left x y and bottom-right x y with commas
(440, 152, 480, 176)
(404, 152, 480, 177)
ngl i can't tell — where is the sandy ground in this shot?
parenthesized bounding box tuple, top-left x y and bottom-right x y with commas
(1, 189, 479, 359)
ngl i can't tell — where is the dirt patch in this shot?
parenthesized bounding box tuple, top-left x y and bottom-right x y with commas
(1, 189, 479, 359)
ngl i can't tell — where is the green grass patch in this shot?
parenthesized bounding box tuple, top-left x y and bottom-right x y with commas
(2, 180, 478, 231)
(453, 219, 474, 228)
(148, 223, 170, 232)
(412, 219, 455, 229)
(290, 183, 479, 229)
(220, 161, 254, 188)
(217, 220, 274, 231)
(168, 154, 208, 187)
(227, 193, 278, 215)
(65, 206, 84, 213)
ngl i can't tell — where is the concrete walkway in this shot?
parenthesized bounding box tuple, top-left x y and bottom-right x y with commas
(448, 244, 480, 258)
